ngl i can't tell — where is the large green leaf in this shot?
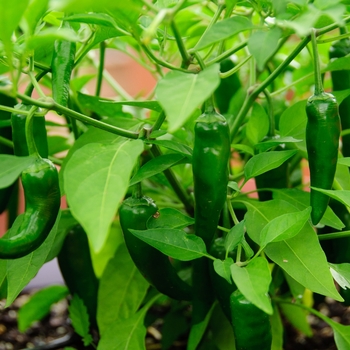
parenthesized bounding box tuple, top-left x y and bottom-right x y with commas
(147, 208, 195, 230)
(242, 199, 342, 301)
(311, 188, 350, 208)
(156, 64, 220, 132)
(231, 257, 273, 314)
(129, 228, 207, 261)
(194, 16, 253, 50)
(97, 244, 149, 335)
(64, 139, 144, 252)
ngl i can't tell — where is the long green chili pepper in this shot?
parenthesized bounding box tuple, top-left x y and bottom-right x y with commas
(306, 29, 341, 225)
(119, 194, 192, 301)
(58, 224, 99, 329)
(51, 20, 76, 108)
(329, 36, 350, 157)
(0, 107, 60, 259)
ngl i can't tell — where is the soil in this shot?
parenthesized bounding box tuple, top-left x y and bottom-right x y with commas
(0, 290, 349, 350)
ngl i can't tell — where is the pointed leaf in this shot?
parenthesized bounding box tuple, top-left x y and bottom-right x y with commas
(260, 207, 312, 248)
(231, 257, 273, 314)
(147, 208, 195, 230)
(310, 188, 350, 208)
(213, 258, 234, 284)
(156, 64, 220, 132)
(329, 263, 350, 290)
(224, 220, 245, 252)
(129, 228, 207, 261)
(64, 140, 144, 252)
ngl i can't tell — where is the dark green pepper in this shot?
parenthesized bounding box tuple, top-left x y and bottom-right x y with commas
(192, 107, 231, 248)
(306, 30, 341, 225)
(230, 289, 272, 350)
(11, 104, 49, 158)
(0, 107, 60, 259)
(58, 224, 99, 329)
(119, 195, 192, 301)
(329, 37, 350, 157)
(51, 20, 76, 108)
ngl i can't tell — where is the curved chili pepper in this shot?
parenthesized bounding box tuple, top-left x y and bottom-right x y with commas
(119, 195, 192, 301)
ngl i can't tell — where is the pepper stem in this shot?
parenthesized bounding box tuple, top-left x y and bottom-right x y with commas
(310, 28, 324, 95)
(25, 106, 40, 157)
(132, 158, 142, 199)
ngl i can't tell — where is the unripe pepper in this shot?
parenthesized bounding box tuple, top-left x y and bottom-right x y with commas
(306, 30, 341, 225)
(230, 289, 272, 350)
(119, 195, 192, 301)
(58, 224, 99, 329)
(0, 107, 60, 259)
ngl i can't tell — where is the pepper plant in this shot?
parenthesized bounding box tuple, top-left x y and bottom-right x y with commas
(1, 1, 350, 349)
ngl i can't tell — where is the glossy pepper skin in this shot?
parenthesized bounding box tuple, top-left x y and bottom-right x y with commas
(58, 224, 99, 329)
(119, 196, 192, 301)
(11, 104, 49, 158)
(0, 157, 60, 259)
(306, 92, 340, 225)
(329, 38, 350, 157)
(0, 82, 17, 214)
(51, 20, 76, 108)
(230, 289, 272, 350)
(192, 110, 231, 248)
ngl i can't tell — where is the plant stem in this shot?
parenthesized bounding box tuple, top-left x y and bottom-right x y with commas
(219, 55, 252, 79)
(207, 40, 248, 65)
(151, 110, 166, 132)
(310, 28, 323, 95)
(25, 106, 40, 157)
(95, 41, 106, 97)
(24, 69, 48, 97)
(171, 21, 191, 68)
(151, 144, 193, 213)
(0, 136, 13, 148)
(318, 230, 350, 241)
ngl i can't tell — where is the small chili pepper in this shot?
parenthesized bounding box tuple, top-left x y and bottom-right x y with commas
(119, 195, 192, 301)
(230, 289, 272, 350)
(192, 105, 231, 248)
(306, 29, 341, 225)
(0, 107, 60, 259)
(51, 20, 76, 108)
(58, 224, 99, 329)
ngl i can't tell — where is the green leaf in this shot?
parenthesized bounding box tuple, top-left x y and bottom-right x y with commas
(224, 220, 245, 253)
(6, 212, 61, 306)
(259, 207, 312, 248)
(338, 157, 350, 167)
(187, 302, 216, 350)
(147, 208, 195, 230)
(270, 304, 284, 350)
(279, 302, 312, 337)
(0, 155, 35, 189)
(65, 12, 120, 27)
(98, 293, 161, 350)
(64, 140, 144, 252)
(255, 136, 302, 153)
(18, 285, 69, 332)
(329, 263, 350, 290)
(97, 244, 149, 335)
(129, 153, 186, 186)
(194, 16, 254, 50)
(156, 64, 221, 132)
(242, 199, 342, 301)
(129, 228, 207, 261)
(310, 188, 350, 208)
(273, 188, 344, 230)
(231, 257, 273, 314)
(68, 295, 93, 346)
(244, 150, 297, 181)
(213, 258, 234, 284)
(246, 102, 269, 145)
(332, 321, 350, 350)
(248, 27, 282, 70)
(146, 139, 192, 157)
(21, 0, 49, 35)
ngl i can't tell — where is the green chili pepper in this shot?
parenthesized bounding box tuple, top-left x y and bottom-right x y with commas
(329, 37, 350, 157)
(58, 224, 99, 329)
(0, 107, 60, 259)
(11, 104, 48, 158)
(192, 106, 231, 248)
(306, 30, 341, 225)
(119, 195, 192, 301)
(0, 79, 17, 214)
(51, 20, 76, 108)
(214, 59, 241, 115)
(230, 289, 272, 350)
